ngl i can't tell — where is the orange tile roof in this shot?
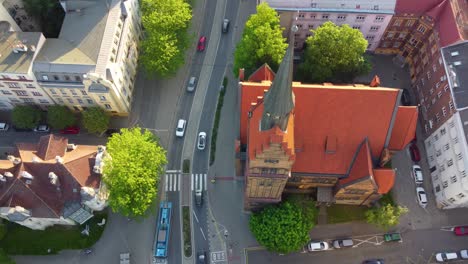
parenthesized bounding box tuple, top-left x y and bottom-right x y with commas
(373, 169, 396, 194)
(388, 106, 419, 150)
(339, 139, 373, 186)
(240, 82, 271, 144)
(248, 63, 276, 82)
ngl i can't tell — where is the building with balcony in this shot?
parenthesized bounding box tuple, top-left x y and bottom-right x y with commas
(32, 0, 141, 116)
(258, 0, 397, 51)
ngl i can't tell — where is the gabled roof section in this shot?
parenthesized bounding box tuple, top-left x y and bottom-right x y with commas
(426, 0, 449, 20)
(248, 63, 276, 82)
(36, 135, 68, 161)
(373, 169, 396, 194)
(339, 139, 373, 187)
(435, 0, 464, 47)
(239, 82, 271, 144)
(395, 0, 444, 15)
(388, 106, 419, 150)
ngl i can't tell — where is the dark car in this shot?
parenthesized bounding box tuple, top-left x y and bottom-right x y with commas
(454, 226, 468, 236)
(401, 88, 411, 105)
(60, 126, 80, 134)
(409, 143, 421, 162)
(363, 259, 384, 264)
(222, 19, 230, 33)
(197, 36, 206, 51)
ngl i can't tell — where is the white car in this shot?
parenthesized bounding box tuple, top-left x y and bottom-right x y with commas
(460, 250, 468, 259)
(33, 124, 49, 132)
(0, 122, 9, 131)
(416, 187, 428, 208)
(412, 164, 423, 184)
(435, 252, 458, 262)
(197, 132, 206, 150)
(175, 119, 186, 137)
(308, 241, 329, 252)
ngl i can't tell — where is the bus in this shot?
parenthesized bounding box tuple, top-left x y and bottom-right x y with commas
(154, 201, 172, 258)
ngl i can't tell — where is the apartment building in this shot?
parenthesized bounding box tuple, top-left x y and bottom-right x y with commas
(375, 0, 467, 208)
(0, 27, 53, 110)
(32, 0, 140, 116)
(258, 0, 397, 51)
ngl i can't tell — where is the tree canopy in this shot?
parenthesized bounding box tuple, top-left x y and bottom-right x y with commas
(12, 105, 41, 129)
(365, 203, 408, 230)
(249, 200, 316, 254)
(233, 2, 287, 77)
(23, 0, 64, 37)
(140, 0, 192, 77)
(82, 107, 109, 134)
(103, 128, 167, 217)
(298, 21, 371, 83)
(46, 105, 76, 129)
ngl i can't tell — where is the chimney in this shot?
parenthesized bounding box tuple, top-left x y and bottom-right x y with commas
(67, 144, 77, 151)
(4, 172, 13, 178)
(48, 172, 60, 186)
(369, 75, 381, 87)
(32, 156, 40, 163)
(93, 165, 102, 174)
(20, 171, 34, 180)
(0, 174, 6, 182)
(239, 68, 245, 81)
(55, 156, 64, 164)
(97, 145, 106, 153)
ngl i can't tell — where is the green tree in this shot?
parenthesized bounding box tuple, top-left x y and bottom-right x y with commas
(233, 2, 287, 77)
(249, 201, 316, 254)
(0, 248, 14, 264)
(140, 0, 192, 77)
(23, 0, 64, 37)
(82, 107, 109, 134)
(46, 105, 76, 129)
(298, 21, 371, 83)
(103, 128, 167, 217)
(12, 105, 41, 129)
(365, 203, 409, 230)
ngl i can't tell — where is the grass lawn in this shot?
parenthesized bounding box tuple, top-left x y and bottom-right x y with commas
(327, 205, 367, 224)
(0, 211, 107, 255)
(182, 206, 192, 257)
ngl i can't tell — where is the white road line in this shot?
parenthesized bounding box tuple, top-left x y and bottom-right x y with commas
(166, 170, 179, 173)
(204, 174, 207, 190)
(192, 210, 199, 223)
(164, 174, 169, 192)
(191, 174, 194, 191)
(178, 174, 181, 191)
(200, 228, 206, 240)
(172, 174, 176, 191)
(196, 174, 200, 190)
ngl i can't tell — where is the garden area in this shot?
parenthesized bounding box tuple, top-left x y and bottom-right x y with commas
(0, 212, 107, 255)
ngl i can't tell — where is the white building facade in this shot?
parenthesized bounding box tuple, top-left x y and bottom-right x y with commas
(259, 0, 397, 51)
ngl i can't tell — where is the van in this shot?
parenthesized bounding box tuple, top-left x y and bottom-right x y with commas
(187, 77, 197, 92)
(195, 189, 203, 206)
(332, 238, 354, 249)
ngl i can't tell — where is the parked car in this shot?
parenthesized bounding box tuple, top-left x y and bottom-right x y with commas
(363, 259, 384, 264)
(187, 76, 197, 92)
(197, 132, 206, 150)
(60, 126, 80, 134)
(401, 88, 411, 106)
(409, 143, 421, 162)
(332, 238, 354, 249)
(416, 187, 428, 208)
(454, 226, 468, 236)
(197, 36, 206, 51)
(197, 251, 207, 264)
(33, 124, 50, 132)
(175, 119, 187, 137)
(460, 250, 468, 259)
(412, 164, 424, 184)
(195, 189, 203, 207)
(0, 122, 9, 131)
(435, 252, 458, 262)
(307, 241, 329, 252)
(222, 18, 230, 33)
(383, 233, 402, 242)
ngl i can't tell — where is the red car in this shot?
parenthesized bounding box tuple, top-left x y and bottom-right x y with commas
(197, 36, 206, 51)
(409, 143, 421, 162)
(454, 226, 468, 236)
(60, 126, 80, 134)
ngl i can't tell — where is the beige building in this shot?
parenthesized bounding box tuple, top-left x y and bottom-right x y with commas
(32, 0, 141, 116)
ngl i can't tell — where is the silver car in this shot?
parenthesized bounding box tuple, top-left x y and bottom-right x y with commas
(33, 124, 50, 132)
(197, 132, 206, 150)
(0, 122, 9, 131)
(416, 187, 428, 208)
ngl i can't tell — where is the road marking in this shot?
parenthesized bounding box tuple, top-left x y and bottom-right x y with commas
(193, 210, 199, 223)
(211, 251, 226, 262)
(191, 174, 194, 191)
(164, 174, 169, 191)
(177, 174, 180, 192)
(200, 227, 206, 240)
(204, 173, 207, 190)
(192, 174, 207, 191)
(166, 169, 181, 173)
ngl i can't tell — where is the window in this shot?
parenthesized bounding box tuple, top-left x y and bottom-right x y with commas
(7, 82, 20, 88)
(447, 159, 454, 167)
(311, 3, 317, 8)
(297, 24, 303, 28)
(87, 99, 93, 104)
(442, 181, 448, 188)
(370, 26, 379, 31)
(448, 197, 456, 203)
(444, 144, 450, 151)
(1, 90, 12, 95)
(64, 75, 70, 81)
(438, 91, 442, 98)
(450, 175, 457, 183)
(366, 35, 375, 41)
(435, 134, 439, 141)
(75, 76, 81, 82)
(105, 104, 112, 109)
(461, 171, 467, 178)
(449, 100, 454, 110)
(25, 84, 35, 89)
(430, 88, 434, 95)
(298, 13, 305, 18)
(398, 32, 406, 39)
(352, 25, 361, 30)
(77, 99, 83, 104)
(386, 32, 394, 38)
(393, 42, 401, 48)
(322, 14, 329, 19)
(310, 14, 316, 19)
(71, 89, 77, 96)
(409, 38, 418, 46)
(433, 64, 437, 72)
(417, 25, 426, 33)
(457, 153, 463, 160)
(81, 90, 87, 96)
(32, 92, 42, 96)
(356, 15, 365, 21)
(441, 128, 446, 135)
(18, 76, 26, 80)
(39, 99, 49, 104)
(406, 20, 415, 27)
(308, 24, 314, 29)
(60, 89, 67, 95)
(67, 98, 74, 104)
(53, 75, 59, 81)
(435, 185, 441, 193)
(373, 5, 379, 10)
(22, 98, 34, 103)
(457, 193, 466, 199)
(13, 90, 27, 96)
(57, 98, 64, 104)
(394, 19, 402, 26)
(444, 85, 449, 92)
(375, 16, 384, 22)
(337, 15, 346, 20)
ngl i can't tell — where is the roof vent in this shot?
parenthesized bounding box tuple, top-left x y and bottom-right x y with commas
(451, 51, 459, 56)
(453, 61, 462, 66)
(55, 156, 63, 164)
(97, 145, 106, 153)
(29, 45, 36, 52)
(67, 144, 77, 150)
(48, 172, 60, 186)
(4, 172, 13, 177)
(20, 171, 34, 180)
(93, 165, 102, 174)
(0, 174, 6, 182)
(13, 158, 21, 165)
(32, 156, 40, 163)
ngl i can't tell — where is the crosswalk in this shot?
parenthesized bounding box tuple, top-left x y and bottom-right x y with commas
(164, 172, 207, 192)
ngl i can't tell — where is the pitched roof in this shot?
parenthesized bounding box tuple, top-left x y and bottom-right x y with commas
(36, 134, 68, 161)
(388, 106, 419, 150)
(338, 139, 373, 187)
(373, 169, 396, 194)
(434, 0, 464, 47)
(240, 82, 270, 144)
(248, 64, 276, 82)
(395, 0, 445, 15)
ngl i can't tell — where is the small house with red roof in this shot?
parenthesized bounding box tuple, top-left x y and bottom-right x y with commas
(240, 34, 418, 210)
(0, 134, 108, 230)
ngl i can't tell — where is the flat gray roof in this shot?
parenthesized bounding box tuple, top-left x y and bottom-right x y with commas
(0, 32, 42, 74)
(442, 41, 468, 109)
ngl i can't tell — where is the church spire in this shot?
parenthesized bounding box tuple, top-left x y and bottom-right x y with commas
(260, 25, 296, 131)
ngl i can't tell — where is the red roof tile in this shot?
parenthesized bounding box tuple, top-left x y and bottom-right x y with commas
(373, 169, 396, 194)
(388, 106, 419, 150)
(436, 0, 464, 46)
(395, 0, 445, 15)
(339, 139, 373, 186)
(36, 134, 68, 161)
(248, 64, 276, 82)
(240, 82, 271, 144)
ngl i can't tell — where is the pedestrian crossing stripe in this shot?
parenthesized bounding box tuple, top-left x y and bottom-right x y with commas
(164, 173, 207, 192)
